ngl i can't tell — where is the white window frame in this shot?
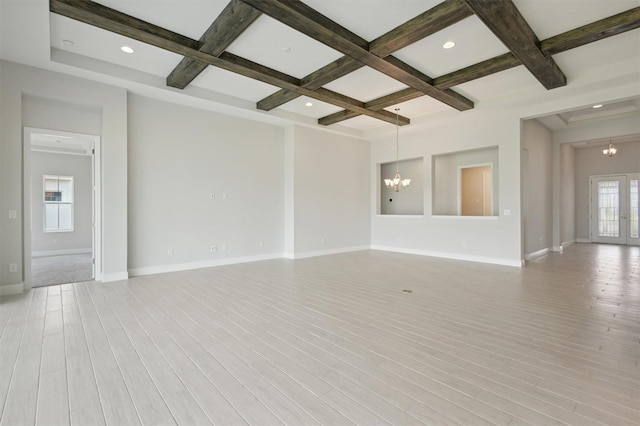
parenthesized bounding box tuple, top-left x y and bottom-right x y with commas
(43, 175, 74, 233)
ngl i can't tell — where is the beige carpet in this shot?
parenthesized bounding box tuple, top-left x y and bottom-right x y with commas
(31, 253, 93, 287)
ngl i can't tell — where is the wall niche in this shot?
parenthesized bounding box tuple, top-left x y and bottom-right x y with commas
(432, 146, 499, 216)
(380, 157, 424, 215)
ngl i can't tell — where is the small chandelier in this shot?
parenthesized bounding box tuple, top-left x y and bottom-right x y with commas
(603, 140, 617, 157)
(384, 108, 411, 192)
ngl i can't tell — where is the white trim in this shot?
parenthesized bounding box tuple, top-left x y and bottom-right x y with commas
(524, 247, 549, 260)
(371, 245, 523, 267)
(561, 239, 576, 247)
(102, 271, 129, 282)
(128, 253, 283, 277)
(32, 248, 92, 257)
(289, 245, 370, 260)
(0, 283, 25, 296)
(576, 238, 592, 243)
(431, 215, 499, 220)
(375, 215, 424, 218)
(552, 246, 563, 253)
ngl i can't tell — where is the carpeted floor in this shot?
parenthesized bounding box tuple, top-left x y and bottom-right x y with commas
(31, 253, 94, 287)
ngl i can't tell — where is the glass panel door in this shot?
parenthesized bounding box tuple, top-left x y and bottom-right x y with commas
(591, 176, 627, 244)
(628, 174, 639, 245)
(590, 174, 639, 245)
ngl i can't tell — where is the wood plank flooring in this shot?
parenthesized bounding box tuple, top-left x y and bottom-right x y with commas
(1, 243, 638, 425)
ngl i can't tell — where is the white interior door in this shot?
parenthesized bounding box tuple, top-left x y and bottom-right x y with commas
(590, 174, 639, 245)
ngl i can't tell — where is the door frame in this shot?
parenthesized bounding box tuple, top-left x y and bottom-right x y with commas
(23, 127, 102, 290)
(589, 173, 639, 246)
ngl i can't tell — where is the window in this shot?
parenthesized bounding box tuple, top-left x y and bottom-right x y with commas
(44, 175, 74, 232)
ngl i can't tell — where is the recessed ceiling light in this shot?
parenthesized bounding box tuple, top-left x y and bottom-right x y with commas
(62, 39, 74, 46)
(592, 104, 603, 108)
(121, 45, 134, 54)
(305, 102, 313, 107)
(281, 46, 291, 53)
(442, 41, 456, 49)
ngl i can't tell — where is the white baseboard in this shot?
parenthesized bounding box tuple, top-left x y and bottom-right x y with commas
(371, 245, 523, 267)
(102, 271, 129, 283)
(561, 239, 576, 247)
(128, 252, 283, 277)
(290, 245, 370, 260)
(0, 283, 24, 296)
(32, 248, 92, 257)
(576, 238, 591, 243)
(524, 247, 549, 260)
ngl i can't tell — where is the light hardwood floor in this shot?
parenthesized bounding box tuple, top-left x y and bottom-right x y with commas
(0, 243, 638, 425)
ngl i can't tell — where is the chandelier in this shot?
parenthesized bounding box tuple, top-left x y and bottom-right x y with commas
(602, 140, 617, 157)
(384, 108, 411, 192)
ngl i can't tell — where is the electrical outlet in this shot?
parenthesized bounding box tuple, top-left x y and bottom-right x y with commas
(222, 192, 227, 200)
(210, 245, 217, 252)
(167, 248, 174, 256)
(9, 263, 17, 273)
(503, 209, 511, 216)
(259, 240, 264, 248)
(8, 210, 16, 219)
(321, 237, 326, 244)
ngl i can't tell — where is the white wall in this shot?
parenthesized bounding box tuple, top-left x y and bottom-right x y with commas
(127, 94, 285, 274)
(0, 60, 128, 292)
(290, 125, 370, 257)
(522, 119, 553, 257)
(574, 140, 640, 240)
(370, 106, 522, 266)
(30, 151, 92, 254)
(559, 144, 576, 245)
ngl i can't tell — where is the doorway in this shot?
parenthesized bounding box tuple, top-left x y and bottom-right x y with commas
(459, 163, 493, 216)
(590, 174, 639, 245)
(23, 128, 101, 289)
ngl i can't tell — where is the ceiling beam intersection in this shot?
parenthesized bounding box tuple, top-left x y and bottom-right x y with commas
(463, 0, 566, 90)
(166, 0, 262, 89)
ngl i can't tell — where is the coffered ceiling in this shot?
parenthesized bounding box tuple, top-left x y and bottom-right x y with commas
(1, 0, 639, 133)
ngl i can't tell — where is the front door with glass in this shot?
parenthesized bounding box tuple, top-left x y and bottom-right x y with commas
(590, 174, 639, 245)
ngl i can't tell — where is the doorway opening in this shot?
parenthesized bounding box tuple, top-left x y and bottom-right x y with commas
(458, 163, 493, 216)
(23, 128, 101, 289)
(590, 173, 639, 246)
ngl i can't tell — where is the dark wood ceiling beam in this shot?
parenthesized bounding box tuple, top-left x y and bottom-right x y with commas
(257, 56, 362, 110)
(319, 6, 640, 126)
(319, 88, 423, 126)
(166, 0, 261, 89)
(241, 0, 474, 112)
(463, 0, 566, 90)
(540, 6, 640, 55)
(49, 0, 409, 126)
(257, 0, 474, 111)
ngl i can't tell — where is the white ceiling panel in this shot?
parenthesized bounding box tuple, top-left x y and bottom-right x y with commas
(301, 0, 444, 41)
(50, 14, 184, 77)
(393, 16, 509, 77)
(95, 0, 228, 40)
(513, 0, 640, 40)
(453, 66, 538, 101)
(190, 66, 279, 102)
(323, 67, 408, 103)
(225, 15, 344, 79)
(339, 114, 390, 131)
(277, 96, 343, 119)
(383, 95, 451, 119)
